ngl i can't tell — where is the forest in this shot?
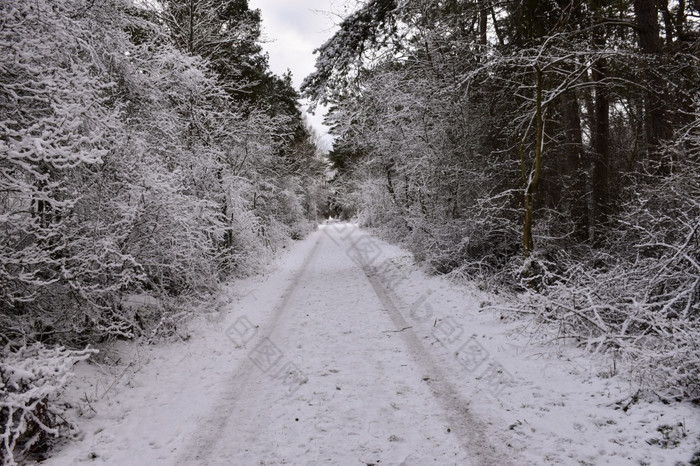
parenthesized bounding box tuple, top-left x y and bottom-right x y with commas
(303, 0, 699, 401)
(0, 0, 326, 461)
(0, 0, 699, 463)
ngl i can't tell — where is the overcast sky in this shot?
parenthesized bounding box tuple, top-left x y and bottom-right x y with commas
(248, 0, 353, 148)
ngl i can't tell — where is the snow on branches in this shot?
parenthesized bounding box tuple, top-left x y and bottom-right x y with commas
(1, 0, 324, 348)
(0, 344, 97, 465)
(301, 0, 400, 106)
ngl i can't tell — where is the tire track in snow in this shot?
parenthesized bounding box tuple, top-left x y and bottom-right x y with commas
(174, 233, 325, 465)
(361, 265, 513, 466)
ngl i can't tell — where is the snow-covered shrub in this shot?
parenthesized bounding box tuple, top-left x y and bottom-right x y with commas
(0, 344, 96, 465)
(122, 178, 223, 296)
(0, 0, 124, 342)
(220, 193, 270, 276)
(353, 155, 521, 285)
(409, 191, 522, 281)
(1, 0, 323, 348)
(521, 142, 699, 399)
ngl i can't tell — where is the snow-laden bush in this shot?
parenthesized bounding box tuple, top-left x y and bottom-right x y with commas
(0, 344, 96, 465)
(353, 161, 521, 286)
(355, 175, 404, 232)
(1, 0, 322, 345)
(0, 0, 130, 343)
(520, 144, 699, 399)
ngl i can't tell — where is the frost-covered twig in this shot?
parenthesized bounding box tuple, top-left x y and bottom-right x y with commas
(0, 344, 97, 465)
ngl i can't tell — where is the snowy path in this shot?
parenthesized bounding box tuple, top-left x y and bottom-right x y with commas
(174, 226, 506, 465)
(44, 224, 699, 466)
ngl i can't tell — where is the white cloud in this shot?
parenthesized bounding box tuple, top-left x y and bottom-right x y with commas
(249, 1, 352, 148)
(250, 1, 343, 87)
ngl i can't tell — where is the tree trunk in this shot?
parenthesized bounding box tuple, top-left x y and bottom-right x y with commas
(478, 0, 488, 45)
(658, 0, 676, 45)
(635, 0, 662, 51)
(188, 0, 195, 54)
(588, 6, 611, 239)
(634, 0, 671, 160)
(562, 88, 589, 242)
(591, 57, 610, 238)
(523, 66, 544, 258)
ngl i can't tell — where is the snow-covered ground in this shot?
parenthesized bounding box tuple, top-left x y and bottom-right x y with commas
(42, 223, 699, 465)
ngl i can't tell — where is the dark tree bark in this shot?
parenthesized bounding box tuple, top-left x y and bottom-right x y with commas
(562, 88, 589, 242)
(591, 54, 610, 236)
(478, 0, 488, 45)
(635, 0, 662, 51)
(588, 2, 611, 238)
(634, 0, 672, 159)
(523, 66, 544, 258)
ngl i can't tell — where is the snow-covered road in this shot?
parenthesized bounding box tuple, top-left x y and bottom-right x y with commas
(44, 224, 699, 466)
(175, 225, 508, 465)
